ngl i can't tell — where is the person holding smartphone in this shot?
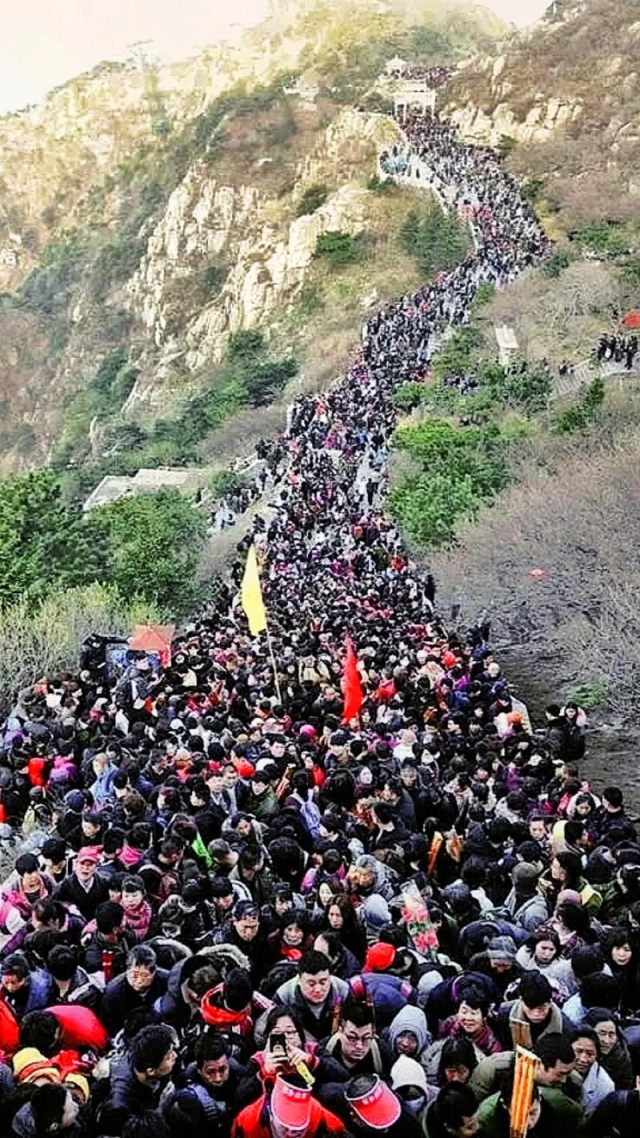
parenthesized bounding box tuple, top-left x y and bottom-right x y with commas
(236, 1007, 345, 1107)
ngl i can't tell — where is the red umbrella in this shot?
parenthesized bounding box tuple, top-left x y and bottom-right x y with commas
(129, 623, 175, 667)
(622, 311, 640, 328)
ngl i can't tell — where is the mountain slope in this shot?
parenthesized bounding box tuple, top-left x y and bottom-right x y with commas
(0, 0, 502, 472)
(445, 0, 640, 230)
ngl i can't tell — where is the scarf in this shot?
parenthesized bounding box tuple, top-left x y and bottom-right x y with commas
(123, 898, 152, 942)
(442, 1017, 502, 1056)
(201, 987, 253, 1036)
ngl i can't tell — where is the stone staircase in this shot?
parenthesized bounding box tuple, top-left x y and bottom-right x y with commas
(553, 356, 640, 397)
(380, 140, 640, 406)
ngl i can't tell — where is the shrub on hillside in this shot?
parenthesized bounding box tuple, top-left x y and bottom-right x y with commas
(0, 472, 207, 615)
(476, 358, 553, 416)
(0, 471, 107, 608)
(432, 323, 485, 382)
(520, 178, 545, 205)
(293, 283, 324, 322)
(400, 202, 469, 279)
(93, 488, 207, 612)
(554, 374, 605, 434)
(497, 134, 517, 159)
(52, 349, 140, 467)
(571, 219, 628, 258)
(19, 230, 87, 321)
(367, 174, 397, 195)
(393, 382, 425, 411)
(92, 348, 139, 410)
(207, 470, 247, 499)
(619, 257, 640, 287)
(542, 249, 574, 278)
(315, 231, 364, 268)
(389, 419, 510, 548)
(244, 357, 298, 406)
(205, 263, 227, 295)
(227, 329, 266, 361)
(296, 184, 328, 217)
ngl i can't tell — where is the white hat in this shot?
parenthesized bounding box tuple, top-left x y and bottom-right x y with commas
(391, 1055, 428, 1094)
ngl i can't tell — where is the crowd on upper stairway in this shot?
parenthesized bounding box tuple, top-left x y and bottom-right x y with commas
(0, 96, 636, 1138)
(596, 335, 638, 371)
(399, 66, 453, 87)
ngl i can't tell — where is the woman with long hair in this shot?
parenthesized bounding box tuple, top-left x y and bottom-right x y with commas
(603, 928, 640, 1016)
(515, 926, 574, 998)
(322, 893, 367, 962)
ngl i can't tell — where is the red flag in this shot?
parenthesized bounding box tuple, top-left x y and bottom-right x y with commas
(342, 636, 364, 722)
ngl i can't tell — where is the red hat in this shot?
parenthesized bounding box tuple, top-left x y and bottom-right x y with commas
(233, 758, 256, 778)
(271, 1076, 312, 1131)
(76, 846, 100, 864)
(363, 942, 396, 973)
(346, 1075, 401, 1129)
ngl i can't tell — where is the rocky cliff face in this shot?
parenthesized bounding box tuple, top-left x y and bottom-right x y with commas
(445, 0, 640, 201)
(447, 85, 583, 147)
(0, 29, 309, 293)
(124, 111, 399, 411)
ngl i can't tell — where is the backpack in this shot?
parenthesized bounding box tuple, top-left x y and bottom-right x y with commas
(299, 794, 322, 839)
(114, 668, 135, 711)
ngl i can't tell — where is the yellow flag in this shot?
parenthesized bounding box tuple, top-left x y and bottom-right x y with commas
(241, 545, 267, 636)
(509, 1046, 539, 1138)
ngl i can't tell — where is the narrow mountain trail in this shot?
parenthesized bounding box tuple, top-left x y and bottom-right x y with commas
(208, 103, 545, 554)
(201, 98, 549, 702)
(195, 94, 635, 802)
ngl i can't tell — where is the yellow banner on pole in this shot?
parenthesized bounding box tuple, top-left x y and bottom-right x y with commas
(509, 1046, 540, 1138)
(241, 545, 267, 636)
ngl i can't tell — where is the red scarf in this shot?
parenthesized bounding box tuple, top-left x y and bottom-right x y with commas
(123, 898, 152, 941)
(442, 1017, 502, 1056)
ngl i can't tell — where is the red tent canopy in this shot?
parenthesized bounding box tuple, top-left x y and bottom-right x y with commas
(622, 311, 640, 328)
(129, 623, 175, 667)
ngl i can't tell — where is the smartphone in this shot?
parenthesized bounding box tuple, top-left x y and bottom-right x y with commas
(270, 1032, 287, 1057)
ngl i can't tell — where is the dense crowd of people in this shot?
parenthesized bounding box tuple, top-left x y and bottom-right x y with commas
(401, 66, 454, 87)
(596, 335, 638, 371)
(211, 442, 288, 533)
(0, 96, 636, 1138)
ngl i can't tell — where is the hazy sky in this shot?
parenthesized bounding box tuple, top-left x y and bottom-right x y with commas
(0, 0, 549, 115)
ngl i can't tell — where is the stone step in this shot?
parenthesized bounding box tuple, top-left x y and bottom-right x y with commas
(553, 357, 640, 397)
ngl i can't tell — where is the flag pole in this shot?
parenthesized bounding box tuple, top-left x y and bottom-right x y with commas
(265, 625, 282, 705)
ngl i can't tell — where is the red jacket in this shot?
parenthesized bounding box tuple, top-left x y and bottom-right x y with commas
(0, 998, 19, 1058)
(233, 1095, 345, 1138)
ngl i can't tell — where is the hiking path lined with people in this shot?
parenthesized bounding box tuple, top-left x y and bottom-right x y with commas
(212, 102, 546, 539)
(1, 78, 639, 1138)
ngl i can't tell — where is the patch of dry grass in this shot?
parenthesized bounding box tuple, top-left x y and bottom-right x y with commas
(482, 260, 633, 369)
